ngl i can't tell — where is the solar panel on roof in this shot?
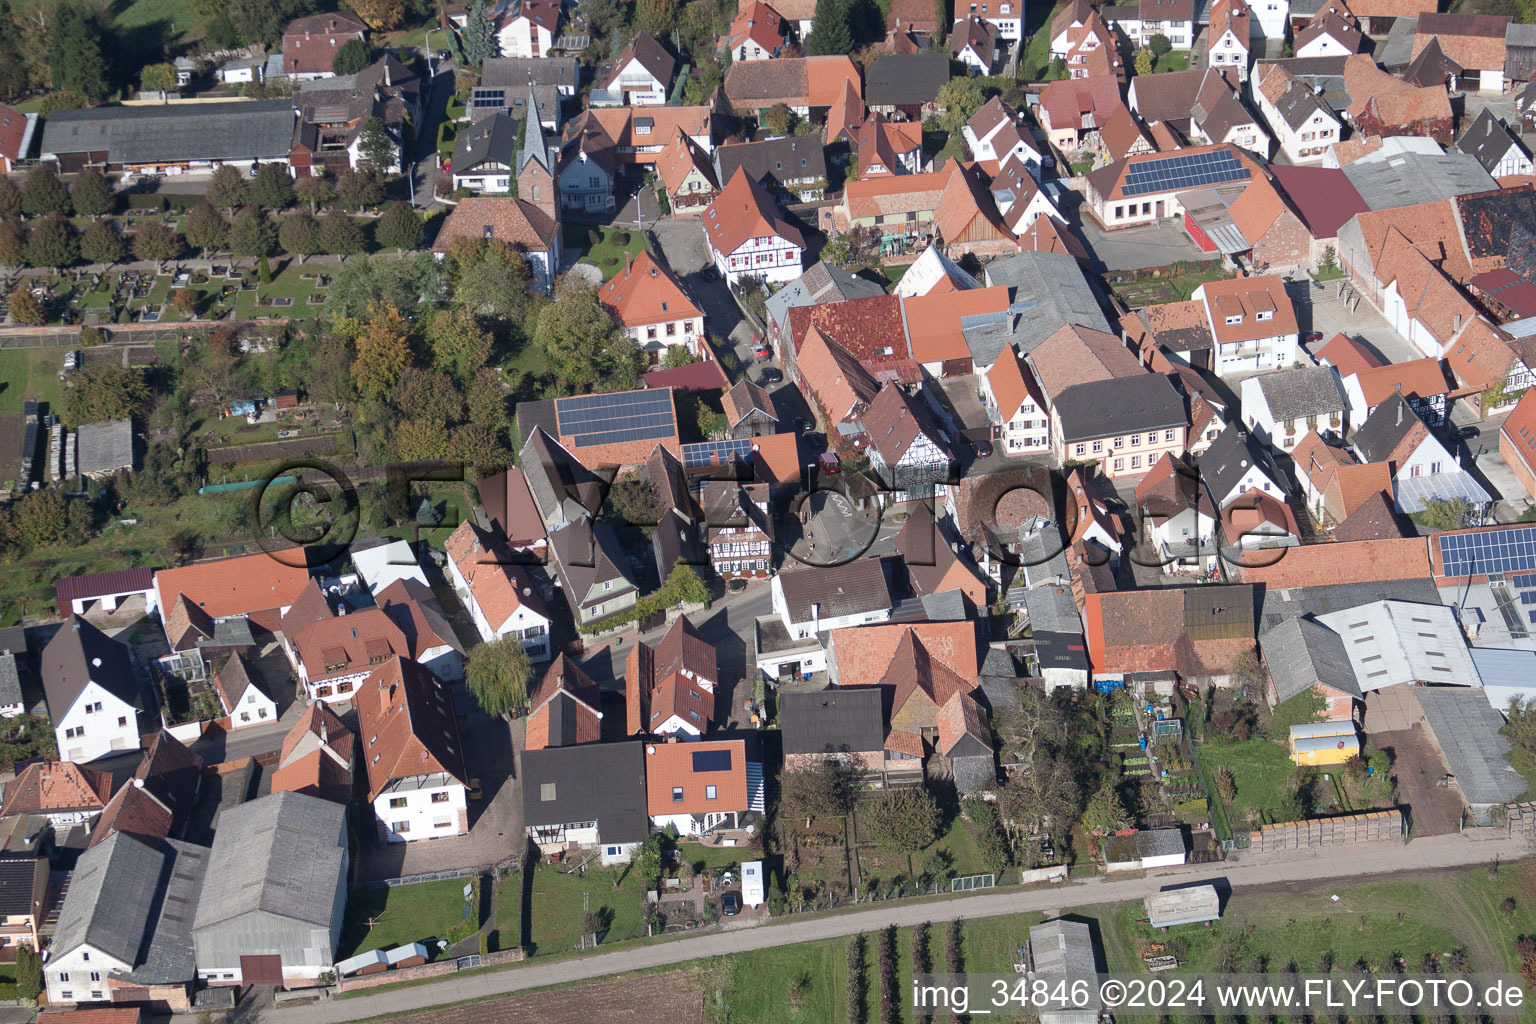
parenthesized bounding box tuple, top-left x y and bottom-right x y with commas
(692, 749, 733, 772)
(555, 389, 677, 448)
(1437, 526, 1536, 578)
(1121, 149, 1251, 197)
(680, 438, 754, 469)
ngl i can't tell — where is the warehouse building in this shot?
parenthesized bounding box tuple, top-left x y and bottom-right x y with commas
(40, 101, 296, 175)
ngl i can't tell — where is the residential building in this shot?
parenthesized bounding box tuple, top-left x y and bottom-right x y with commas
(597, 251, 706, 360)
(722, 56, 861, 117)
(356, 657, 469, 843)
(1208, 0, 1253, 80)
(1292, 429, 1394, 525)
(1050, 0, 1095, 56)
(743, 0, 815, 38)
(624, 616, 720, 737)
(1037, 75, 1122, 153)
(522, 741, 647, 864)
(1192, 275, 1300, 375)
(959, 0, 1023, 40)
(1258, 615, 1361, 718)
(1352, 392, 1490, 518)
(42, 617, 144, 764)
(772, 558, 895, 639)
(0, 760, 111, 828)
(596, 31, 674, 106)
(981, 343, 1050, 454)
(703, 168, 806, 286)
(0, 857, 47, 954)
(1220, 488, 1302, 561)
(864, 53, 950, 119)
(864, 384, 953, 502)
(88, 778, 175, 852)
(1135, 453, 1219, 571)
(444, 521, 549, 663)
(525, 654, 603, 750)
(951, 15, 999, 74)
(450, 113, 521, 193)
(713, 135, 827, 205)
(0, 104, 36, 174)
(1455, 109, 1533, 178)
(212, 654, 276, 729)
(728, 1, 787, 60)
(1340, 54, 1454, 141)
(1052, 374, 1188, 479)
(281, 584, 411, 704)
(1199, 424, 1289, 507)
(965, 97, 1045, 171)
(702, 480, 775, 581)
(431, 195, 560, 295)
(1083, 144, 1263, 229)
(270, 702, 354, 804)
(1500, 389, 1536, 498)
(475, 466, 550, 554)
(190, 793, 348, 987)
(1253, 63, 1342, 163)
(290, 56, 419, 176)
(281, 11, 367, 80)
(1413, 11, 1509, 92)
(46, 833, 207, 1009)
(780, 688, 920, 786)
(1026, 322, 1147, 411)
(1341, 357, 1452, 427)
(472, 56, 580, 120)
(556, 106, 720, 214)
(654, 128, 719, 214)
(857, 113, 925, 177)
(1295, 3, 1363, 57)
(721, 379, 780, 438)
(519, 427, 605, 531)
(1084, 585, 1258, 684)
(1239, 365, 1348, 451)
(645, 739, 755, 836)
(549, 518, 641, 629)
(377, 579, 466, 682)
(766, 262, 885, 355)
(1064, 10, 1123, 81)
(489, 0, 560, 59)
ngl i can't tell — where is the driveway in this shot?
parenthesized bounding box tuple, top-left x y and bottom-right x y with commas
(1363, 687, 1466, 837)
(650, 217, 758, 379)
(409, 67, 454, 208)
(1303, 281, 1426, 365)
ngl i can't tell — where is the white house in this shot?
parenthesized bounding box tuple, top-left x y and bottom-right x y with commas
(523, 742, 647, 866)
(1456, 109, 1535, 180)
(773, 558, 894, 640)
(992, 154, 1064, 233)
(965, 0, 1023, 41)
(703, 168, 805, 286)
(214, 655, 277, 730)
(1193, 275, 1300, 376)
(1136, 454, 1220, 572)
(218, 55, 265, 84)
(951, 16, 999, 75)
(444, 521, 551, 662)
(1198, 424, 1290, 509)
(728, 1, 786, 61)
(376, 579, 467, 683)
(1239, 365, 1348, 452)
(349, 539, 429, 595)
(1206, 0, 1252, 81)
(1254, 63, 1342, 163)
(358, 658, 469, 844)
(982, 344, 1051, 454)
(492, 0, 559, 59)
(1250, 0, 1289, 40)
(964, 97, 1043, 169)
(645, 740, 755, 837)
(594, 31, 674, 107)
(42, 617, 143, 765)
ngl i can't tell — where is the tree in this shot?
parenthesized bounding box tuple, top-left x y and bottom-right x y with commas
(936, 76, 987, 135)
(426, 307, 492, 383)
(933, 0, 949, 45)
(206, 165, 249, 214)
(533, 277, 645, 393)
(1216, 767, 1237, 801)
(279, 211, 323, 260)
(1082, 779, 1129, 834)
(1000, 754, 1080, 836)
(48, 2, 109, 102)
(20, 165, 71, 217)
(336, 168, 384, 210)
(780, 756, 855, 827)
(1134, 47, 1154, 75)
(69, 168, 114, 219)
(609, 476, 664, 532)
(13, 488, 69, 548)
(762, 102, 796, 137)
(633, 833, 663, 890)
(0, 176, 19, 219)
(348, 0, 405, 29)
(466, 366, 509, 433)
(351, 301, 413, 399)
(14, 944, 41, 1004)
(376, 201, 422, 252)
(806, 0, 853, 55)
(320, 213, 367, 256)
(465, 634, 534, 717)
(461, 0, 500, 65)
(660, 561, 710, 608)
(81, 220, 123, 266)
(862, 787, 940, 857)
(62, 364, 147, 426)
(0, 219, 27, 267)
(132, 219, 181, 268)
(7, 285, 44, 324)
(140, 62, 177, 92)
(394, 366, 463, 422)
(169, 287, 198, 318)
(356, 116, 395, 173)
(395, 415, 449, 460)
(183, 201, 229, 257)
(296, 172, 334, 213)
(1416, 497, 1470, 531)
(0, 0, 28, 103)
(249, 163, 295, 210)
(25, 212, 78, 268)
(229, 206, 277, 261)
(1149, 33, 1172, 56)
(332, 37, 373, 76)
(454, 242, 532, 318)
(635, 0, 679, 35)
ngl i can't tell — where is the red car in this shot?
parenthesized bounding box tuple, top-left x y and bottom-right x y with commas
(754, 344, 772, 361)
(818, 452, 841, 474)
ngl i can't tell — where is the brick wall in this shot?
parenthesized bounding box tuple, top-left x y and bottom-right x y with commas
(337, 948, 527, 992)
(1248, 808, 1404, 852)
(1254, 210, 1311, 270)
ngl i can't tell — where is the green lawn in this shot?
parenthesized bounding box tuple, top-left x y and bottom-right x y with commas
(525, 863, 650, 956)
(339, 878, 480, 958)
(492, 871, 521, 953)
(0, 347, 67, 414)
(1021, 2, 1065, 79)
(1199, 739, 1299, 828)
(565, 224, 647, 281)
(1153, 51, 1192, 73)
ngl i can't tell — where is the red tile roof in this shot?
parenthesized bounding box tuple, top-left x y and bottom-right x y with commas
(526, 654, 603, 750)
(356, 656, 467, 800)
(1269, 164, 1369, 240)
(902, 285, 1010, 364)
(831, 620, 980, 687)
(154, 554, 312, 621)
(0, 761, 111, 818)
(1315, 333, 1383, 376)
(1027, 322, 1146, 400)
(644, 739, 749, 814)
(88, 780, 173, 850)
(1351, 357, 1451, 408)
(598, 249, 702, 329)
(1230, 537, 1429, 587)
(704, 168, 806, 258)
(1197, 275, 1299, 345)
(788, 293, 919, 383)
(1500, 388, 1536, 480)
(444, 520, 547, 630)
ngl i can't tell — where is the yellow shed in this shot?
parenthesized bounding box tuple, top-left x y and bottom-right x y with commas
(1289, 721, 1360, 766)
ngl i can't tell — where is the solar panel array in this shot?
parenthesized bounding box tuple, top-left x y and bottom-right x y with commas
(681, 438, 754, 469)
(1122, 150, 1251, 198)
(692, 749, 733, 772)
(1437, 525, 1536, 578)
(555, 389, 676, 449)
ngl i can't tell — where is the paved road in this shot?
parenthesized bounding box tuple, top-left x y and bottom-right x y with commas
(271, 834, 1531, 1024)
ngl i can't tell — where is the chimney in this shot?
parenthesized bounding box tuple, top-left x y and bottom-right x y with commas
(1396, 399, 1403, 427)
(1453, 313, 1462, 333)
(625, 252, 633, 274)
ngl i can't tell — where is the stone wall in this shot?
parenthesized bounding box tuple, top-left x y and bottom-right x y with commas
(1247, 809, 1404, 852)
(1506, 802, 1536, 839)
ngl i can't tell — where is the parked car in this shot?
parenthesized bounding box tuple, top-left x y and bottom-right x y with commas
(973, 439, 993, 458)
(1302, 331, 1324, 344)
(699, 265, 719, 282)
(720, 891, 742, 916)
(818, 452, 840, 474)
(754, 344, 771, 361)
(467, 778, 484, 801)
(1452, 425, 1479, 441)
(759, 368, 783, 385)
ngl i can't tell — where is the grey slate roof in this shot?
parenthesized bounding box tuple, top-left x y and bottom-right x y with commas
(76, 418, 134, 476)
(480, 55, 581, 90)
(453, 112, 520, 175)
(765, 261, 885, 333)
(1021, 584, 1082, 635)
(41, 101, 295, 164)
(1379, 15, 1420, 70)
(865, 53, 951, 107)
(978, 251, 1112, 363)
(1254, 365, 1346, 421)
(41, 616, 141, 721)
(549, 517, 638, 611)
(521, 740, 648, 843)
(1198, 425, 1285, 504)
(1053, 374, 1186, 445)
(776, 557, 895, 622)
(0, 857, 36, 916)
(1258, 615, 1359, 703)
(1351, 392, 1421, 464)
(518, 89, 553, 176)
(1266, 70, 1331, 131)
(1256, 577, 1441, 633)
(192, 791, 346, 931)
(781, 688, 886, 755)
(52, 832, 207, 986)
(1414, 688, 1528, 806)
(0, 652, 20, 708)
(1454, 108, 1527, 175)
(713, 135, 827, 193)
(1341, 152, 1496, 211)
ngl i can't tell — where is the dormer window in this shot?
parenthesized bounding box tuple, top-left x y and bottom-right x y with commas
(1225, 314, 1243, 325)
(1256, 309, 1274, 321)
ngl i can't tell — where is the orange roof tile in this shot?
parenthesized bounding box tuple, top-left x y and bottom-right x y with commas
(292, 607, 409, 684)
(88, 780, 173, 849)
(598, 249, 703, 329)
(1231, 537, 1429, 587)
(986, 342, 1041, 419)
(154, 554, 312, 621)
(644, 739, 749, 814)
(705, 168, 805, 257)
(1352, 357, 1451, 408)
(0, 761, 112, 818)
(444, 520, 547, 630)
(653, 127, 718, 204)
(831, 620, 980, 687)
(902, 285, 1011, 364)
(1316, 333, 1383, 376)
(526, 654, 603, 750)
(356, 657, 467, 800)
(1027, 322, 1146, 400)
(1501, 388, 1536, 478)
(1197, 275, 1299, 345)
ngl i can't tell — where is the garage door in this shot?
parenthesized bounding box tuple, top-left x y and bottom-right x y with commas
(241, 954, 284, 986)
